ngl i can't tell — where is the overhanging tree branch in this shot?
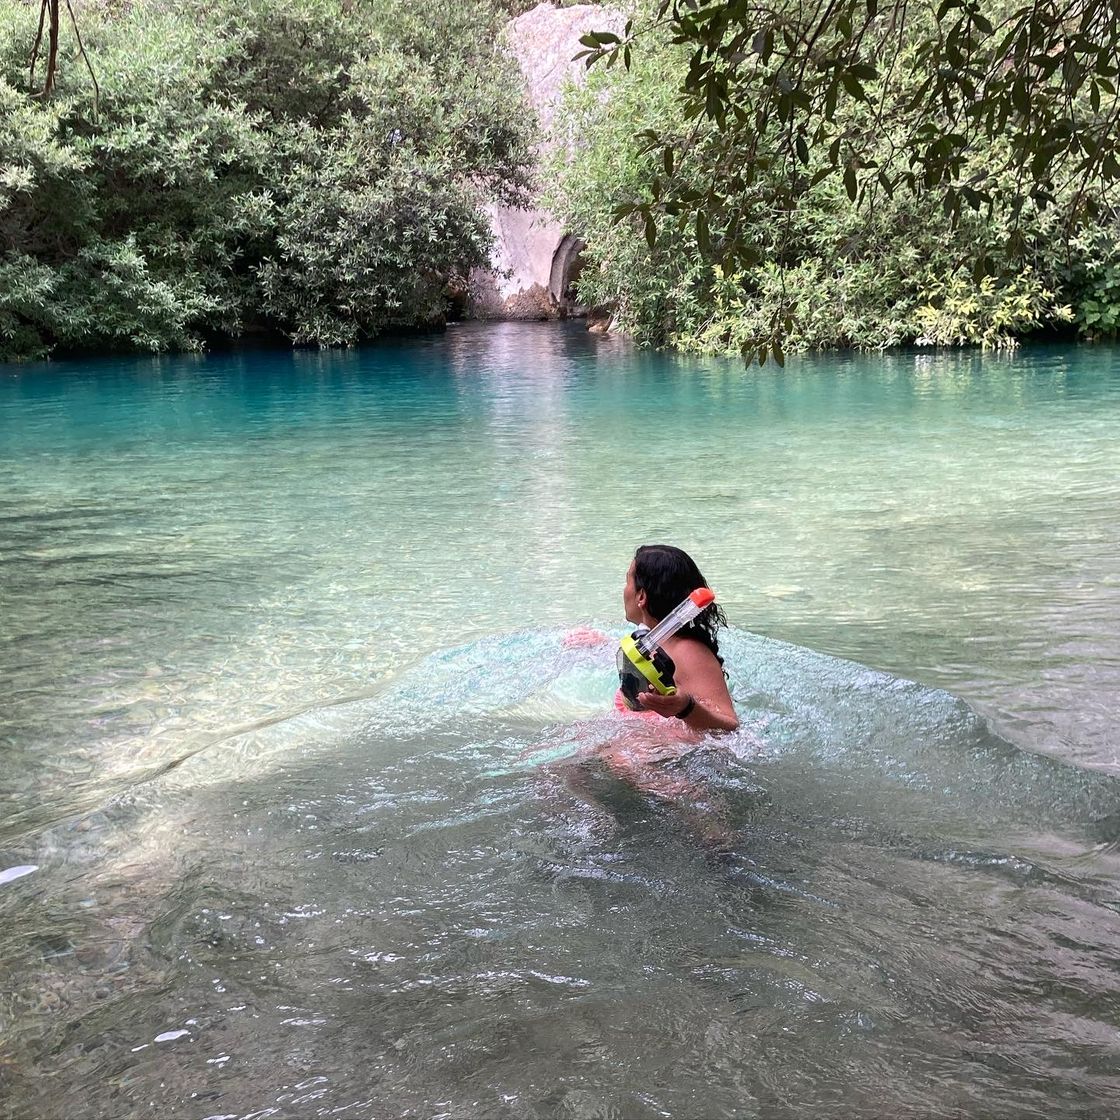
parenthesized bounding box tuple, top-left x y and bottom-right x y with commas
(582, 0, 1120, 358)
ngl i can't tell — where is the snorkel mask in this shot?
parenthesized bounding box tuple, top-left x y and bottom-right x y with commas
(617, 587, 716, 710)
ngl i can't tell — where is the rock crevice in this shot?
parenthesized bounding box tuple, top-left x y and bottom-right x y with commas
(466, 2, 621, 322)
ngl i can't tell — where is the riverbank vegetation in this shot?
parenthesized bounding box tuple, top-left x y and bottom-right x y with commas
(5, 0, 1119, 361)
(0, 0, 531, 360)
(550, 2, 1120, 357)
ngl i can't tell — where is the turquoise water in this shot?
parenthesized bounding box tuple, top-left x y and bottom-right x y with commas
(1, 324, 1120, 1118)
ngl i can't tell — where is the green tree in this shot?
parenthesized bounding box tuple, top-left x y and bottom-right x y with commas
(550, 20, 1080, 355)
(578, 0, 1120, 358)
(0, 0, 532, 359)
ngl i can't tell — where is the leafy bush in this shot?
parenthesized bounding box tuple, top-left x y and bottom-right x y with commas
(0, 0, 532, 360)
(547, 14, 1114, 357)
(914, 272, 1072, 351)
(1059, 226, 1120, 338)
(575, 0, 1120, 363)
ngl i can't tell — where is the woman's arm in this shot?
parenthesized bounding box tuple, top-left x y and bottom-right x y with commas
(636, 638, 739, 732)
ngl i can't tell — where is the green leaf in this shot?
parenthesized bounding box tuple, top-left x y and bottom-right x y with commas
(972, 254, 995, 282)
(824, 80, 839, 120)
(760, 27, 775, 63)
(696, 210, 711, 255)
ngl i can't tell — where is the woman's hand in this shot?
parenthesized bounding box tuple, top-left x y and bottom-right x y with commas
(637, 689, 692, 718)
(562, 627, 610, 648)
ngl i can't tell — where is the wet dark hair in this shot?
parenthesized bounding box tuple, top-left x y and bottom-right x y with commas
(633, 543, 727, 659)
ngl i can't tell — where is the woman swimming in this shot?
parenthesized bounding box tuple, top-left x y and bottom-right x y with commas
(546, 546, 741, 848)
(619, 544, 739, 733)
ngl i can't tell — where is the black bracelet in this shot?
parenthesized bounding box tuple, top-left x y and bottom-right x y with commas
(674, 695, 696, 720)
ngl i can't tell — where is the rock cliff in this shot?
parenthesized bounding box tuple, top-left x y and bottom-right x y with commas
(466, 2, 622, 321)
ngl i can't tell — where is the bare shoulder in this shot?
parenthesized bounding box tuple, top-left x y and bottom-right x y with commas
(663, 635, 738, 730)
(664, 635, 723, 673)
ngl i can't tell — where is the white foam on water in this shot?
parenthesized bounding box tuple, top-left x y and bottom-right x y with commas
(0, 865, 38, 886)
(154, 1029, 191, 1043)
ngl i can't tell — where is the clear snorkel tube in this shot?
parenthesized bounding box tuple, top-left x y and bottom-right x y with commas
(636, 587, 716, 656)
(617, 587, 717, 710)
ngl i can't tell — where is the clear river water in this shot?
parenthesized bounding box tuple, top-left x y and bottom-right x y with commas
(1, 323, 1119, 1119)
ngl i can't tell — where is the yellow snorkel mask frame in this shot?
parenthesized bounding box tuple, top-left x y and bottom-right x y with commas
(617, 632, 677, 709)
(616, 587, 716, 711)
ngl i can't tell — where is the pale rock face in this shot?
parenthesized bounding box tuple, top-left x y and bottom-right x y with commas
(467, 2, 623, 321)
